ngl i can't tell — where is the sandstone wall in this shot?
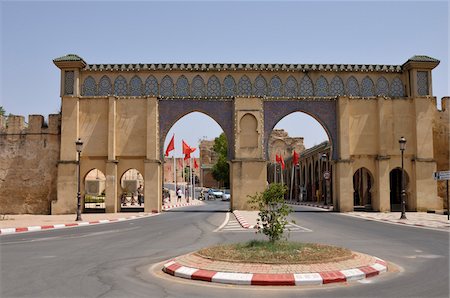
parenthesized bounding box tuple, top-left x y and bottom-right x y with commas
(434, 97, 450, 208)
(0, 114, 60, 214)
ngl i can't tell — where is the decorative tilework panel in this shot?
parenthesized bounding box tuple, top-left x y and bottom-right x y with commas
(144, 76, 159, 96)
(129, 75, 143, 96)
(254, 75, 267, 96)
(315, 76, 329, 97)
(64, 71, 74, 95)
(329, 76, 345, 96)
(390, 77, 404, 97)
(191, 75, 205, 97)
(207, 75, 222, 96)
(223, 75, 236, 97)
(299, 75, 314, 96)
(376, 77, 389, 96)
(176, 76, 190, 97)
(269, 76, 283, 97)
(238, 75, 252, 96)
(361, 76, 374, 97)
(284, 76, 298, 97)
(346, 76, 360, 96)
(98, 76, 112, 96)
(160, 75, 174, 97)
(83, 76, 96, 96)
(114, 76, 127, 96)
(417, 71, 429, 96)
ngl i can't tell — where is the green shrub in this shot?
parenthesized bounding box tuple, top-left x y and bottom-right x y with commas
(84, 195, 105, 203)
(248, 183, 294, 243)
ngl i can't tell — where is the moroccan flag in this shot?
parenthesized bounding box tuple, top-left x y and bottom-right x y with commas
(292, 150, 299, 165)
(275, 154, 280, 163)
(184, 147, 196, 160)
(280, 155, 285, 170)
(182, 140, 191, 155)
(194, 159, 199, 169)
(165, 134, 175, 156)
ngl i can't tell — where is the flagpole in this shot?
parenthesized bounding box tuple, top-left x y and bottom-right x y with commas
(274, 163, 277, 184)
(182, 157, 185, 200)
(173, 155, 176, 193)
(290, 165, 294, 202)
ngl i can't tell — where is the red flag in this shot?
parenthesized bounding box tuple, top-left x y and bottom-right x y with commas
(280, 155, 285, 170)
(194, 159, 199, 169)
(275, 154, 280, 163)
(292, 150, 299, 165)
(182, 140, 191, 154)
(165, 134, 175, 156)
(184, 147, 196, 160)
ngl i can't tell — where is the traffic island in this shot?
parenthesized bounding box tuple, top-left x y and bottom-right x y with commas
(162, 241, 388, 286)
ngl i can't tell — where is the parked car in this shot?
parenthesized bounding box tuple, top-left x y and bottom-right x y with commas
(207, 189, 223, 200)
(221, 189, 231, 201)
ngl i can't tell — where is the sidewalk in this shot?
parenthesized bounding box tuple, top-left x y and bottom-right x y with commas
(0, 197, 202, 234)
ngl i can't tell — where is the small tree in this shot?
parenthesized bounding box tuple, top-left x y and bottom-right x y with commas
(248, 183, 294, 242)
(0, 106, 5, 116)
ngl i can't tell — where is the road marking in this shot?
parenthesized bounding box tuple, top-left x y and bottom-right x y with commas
(213, 212, 230, 232)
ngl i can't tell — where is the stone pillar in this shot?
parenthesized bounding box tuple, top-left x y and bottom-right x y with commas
(231, 97, 267, 210)
(375, 157, 390, 211)
(335, 160, 353, 212)
(145, 97, 162, 213)
(105, 160, 118, 213)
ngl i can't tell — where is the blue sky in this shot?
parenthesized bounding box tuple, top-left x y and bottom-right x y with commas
(1, 1, 448, 157)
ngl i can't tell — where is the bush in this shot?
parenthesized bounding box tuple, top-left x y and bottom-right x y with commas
(248, 183, 294, 242)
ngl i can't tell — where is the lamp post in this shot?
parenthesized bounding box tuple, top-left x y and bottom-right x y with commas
(321, 153, 330, 206)
(75, 138, 83, 221)
(399, 136, 407, 220)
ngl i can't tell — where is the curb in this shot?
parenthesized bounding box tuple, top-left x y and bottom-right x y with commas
(162, 201, 203, 211)
(232, 210, 254, 229)
(0, 213, 159, 236)
(162, 258, 387, 286)
(288, 202, 333, 210)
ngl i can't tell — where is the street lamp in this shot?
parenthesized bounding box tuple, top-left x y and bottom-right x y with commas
(75, 138, 83, 221)
(321, 153, 329, 206)
(399, 136, 407, 220)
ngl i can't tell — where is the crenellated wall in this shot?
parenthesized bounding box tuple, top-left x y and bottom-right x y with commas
(0, 114, 61, 214)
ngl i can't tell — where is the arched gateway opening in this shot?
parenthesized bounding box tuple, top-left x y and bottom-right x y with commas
(53, 54, 441, 215)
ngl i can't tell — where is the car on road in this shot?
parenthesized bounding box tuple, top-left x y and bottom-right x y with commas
(207, 189, 223, 200)
(221, 189, 230, 201)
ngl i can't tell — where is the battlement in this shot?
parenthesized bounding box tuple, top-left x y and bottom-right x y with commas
(441, 97, 449, 112)
(0, 114, 61, 135)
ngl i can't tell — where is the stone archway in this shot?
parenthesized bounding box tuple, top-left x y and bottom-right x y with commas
(353, 167, 373, 210)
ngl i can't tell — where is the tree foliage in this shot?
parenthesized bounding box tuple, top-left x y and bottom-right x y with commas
(0, 106, 5, 116)
(211, 133, 229, 187)
(248, 183, 294, 242)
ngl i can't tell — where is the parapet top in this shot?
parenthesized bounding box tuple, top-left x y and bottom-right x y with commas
(53, 54, 440, 73)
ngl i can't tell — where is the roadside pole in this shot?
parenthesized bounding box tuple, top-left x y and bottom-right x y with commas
(433, 170, 450, 220)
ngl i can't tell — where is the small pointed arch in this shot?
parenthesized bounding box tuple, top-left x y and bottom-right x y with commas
(176, 75, 190, 97)
(254, 75, 267, 96)
(346, 76, 360, 96)
(114, 75, 128, 96)
(353, 167, 374, 207)
(207, 75, 221, 96)
(129, 75, 143, 96)
(223, 75, 236, 96)
(144, 75, 159, 96)
(238, 75, 252, 96)
(315, 76, 329, 97)
(269, 76, 283, 97)
(98, 75, 112, 96)
(191, 75, 205, 97)
(376, 76, 389, 96)
(160, 75, 174, 97)
(361, 76, 375, 97)
(329, 76, 345, 96)
(82, 76, 97, 96)
(390, 77, 404, 97)
(240, 113, 258, 148)
(284, 76, 298, 97)
(299, 75, 314, 96)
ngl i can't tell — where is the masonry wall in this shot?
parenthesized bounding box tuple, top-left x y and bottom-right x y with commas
(0, 114, 61, 214)
(434, 97, 450, 208)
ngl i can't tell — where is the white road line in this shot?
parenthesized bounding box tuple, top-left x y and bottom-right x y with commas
(213, 212, 230, 232)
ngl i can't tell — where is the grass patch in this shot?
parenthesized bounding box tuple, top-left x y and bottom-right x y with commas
(196, 240, 353, 264)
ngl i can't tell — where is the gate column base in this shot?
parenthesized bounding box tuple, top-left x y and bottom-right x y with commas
(230, 159, 267, 211)
(144, 159, 162, 213)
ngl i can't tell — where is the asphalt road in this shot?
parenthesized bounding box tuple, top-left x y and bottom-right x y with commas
(1, 201, 448, 298)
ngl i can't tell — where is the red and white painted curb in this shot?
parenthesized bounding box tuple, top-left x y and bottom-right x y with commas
(232, 210, 254, 229)
(289, 202, 333, 210)
(162, 258, 387, 286)
(0, 213, 159, 236)
(162, 200, 203, 211)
